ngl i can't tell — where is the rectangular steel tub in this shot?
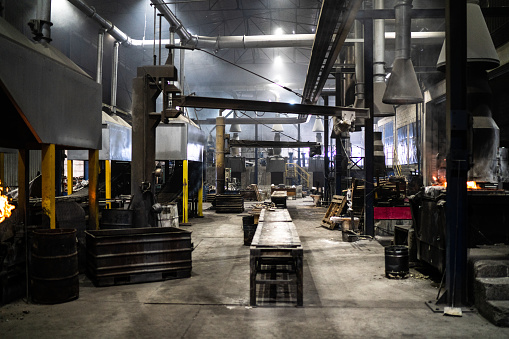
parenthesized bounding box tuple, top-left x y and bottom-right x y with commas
(85, 227, 192, 286)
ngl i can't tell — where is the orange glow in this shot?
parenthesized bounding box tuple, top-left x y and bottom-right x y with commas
(0, 180, 15, 223)
(467, 181, 481, 189)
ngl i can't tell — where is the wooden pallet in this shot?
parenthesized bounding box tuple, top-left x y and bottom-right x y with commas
(321, 195, 347, 229)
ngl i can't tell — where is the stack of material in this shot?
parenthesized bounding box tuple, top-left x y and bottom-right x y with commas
(321, 195, 347, 229)
(374, 177, 407, 206)
(206, 193, 216, 203)
(215, 194, 244, 213)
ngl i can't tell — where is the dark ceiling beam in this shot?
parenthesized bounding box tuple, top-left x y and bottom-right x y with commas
(302, 0, 363, 105)
(178, 95, 368, 117)
(230, 140, 320, 148)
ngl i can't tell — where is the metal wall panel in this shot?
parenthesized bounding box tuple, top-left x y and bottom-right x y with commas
(0, 18, 102, 150)
(2, 150, 41, 187)
(156, 124, 187, 160)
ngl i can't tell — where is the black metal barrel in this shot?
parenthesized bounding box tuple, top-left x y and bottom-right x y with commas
(242, 215, 256, 246)
(31, 229, 79, 304)
(385, 245, 409, 278)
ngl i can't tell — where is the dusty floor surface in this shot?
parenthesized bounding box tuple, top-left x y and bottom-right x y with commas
(1, 198, 509, 338)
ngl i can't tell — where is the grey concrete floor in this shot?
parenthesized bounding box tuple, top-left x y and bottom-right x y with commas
(2, 198, 509, 338)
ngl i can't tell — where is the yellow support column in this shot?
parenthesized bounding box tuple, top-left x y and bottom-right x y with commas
(198, 176, 203, 217)
(105, 160, 111, 209)
(42, 144, 56, 229)
(17, 150, 27, 220)
(89, 150, 100, 230)
(67, 159, 73, 196)
(183, 160, 188, 224)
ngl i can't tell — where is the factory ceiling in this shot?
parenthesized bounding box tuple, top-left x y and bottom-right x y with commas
(12, 0, 509, 124)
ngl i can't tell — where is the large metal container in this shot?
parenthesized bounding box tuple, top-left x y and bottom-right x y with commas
(85, 227, 192, 286)
(31, 229, 79, 304)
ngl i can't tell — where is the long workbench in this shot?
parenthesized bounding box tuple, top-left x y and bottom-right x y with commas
(250, 209, 303, 306)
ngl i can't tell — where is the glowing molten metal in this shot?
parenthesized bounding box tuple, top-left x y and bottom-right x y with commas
(0, 181, 15, 223)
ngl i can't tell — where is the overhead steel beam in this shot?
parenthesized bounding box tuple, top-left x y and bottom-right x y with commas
(230, 140, 320, 149)
(192, 117, 307, 125)
(178, 95, 368, 117)
(302, 0, 363, 105)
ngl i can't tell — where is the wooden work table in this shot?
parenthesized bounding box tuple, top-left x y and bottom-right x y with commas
(250, 209, 303, 306)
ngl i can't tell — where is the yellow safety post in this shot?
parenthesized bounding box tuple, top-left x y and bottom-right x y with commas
(183, 160, 188, 224)
(42, 144, 56, 229)
(89, 150, 100, 230)
(105, 160, 111, 209)
(17, 150, 27, 220)
(198, 173, 203, 217)
(67, 159, 73, 196)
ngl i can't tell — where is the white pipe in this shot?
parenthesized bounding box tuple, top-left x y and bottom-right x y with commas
(96, 29, 104, 84)
(111, 41, 119, 115)
(131, 32, 445, 49)
(374, 0, 386, 83)
(68, 0, 131, 45)
(37, 0, 52, 43)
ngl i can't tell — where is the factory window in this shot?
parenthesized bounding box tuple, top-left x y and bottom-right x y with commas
(397, 126, 408, 165)
(382, 122, 394, 166)
(408, 122, 418, 164)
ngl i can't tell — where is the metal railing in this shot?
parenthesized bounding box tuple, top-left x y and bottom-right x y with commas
(285, 163, 310, 188)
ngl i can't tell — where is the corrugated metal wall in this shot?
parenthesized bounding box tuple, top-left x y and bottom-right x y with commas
(2, 150, 42, 187)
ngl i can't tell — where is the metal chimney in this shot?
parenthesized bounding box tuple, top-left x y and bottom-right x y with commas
(382, 0, 423, 105)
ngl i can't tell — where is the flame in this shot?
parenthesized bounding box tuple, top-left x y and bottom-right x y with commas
(0, 180, 15, 223)
(467, 181, 481, 189)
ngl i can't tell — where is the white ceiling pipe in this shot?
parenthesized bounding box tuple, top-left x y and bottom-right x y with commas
(68, 0, 131, 45)
(131, 32, 445, 49)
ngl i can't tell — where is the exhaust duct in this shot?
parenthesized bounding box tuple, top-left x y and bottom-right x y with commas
(373, 0, 394, 117)
(436, 0, 499, 71)
(382, 0, 423, 105)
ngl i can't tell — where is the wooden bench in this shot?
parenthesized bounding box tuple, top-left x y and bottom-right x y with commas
(250, 209, 303, 306)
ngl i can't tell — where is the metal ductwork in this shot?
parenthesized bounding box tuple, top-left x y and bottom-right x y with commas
(150, 0, 195, 46)
(229, 124, 242, 133)
(435, 0, 500, 183)
(111, 41, 119, 115)
(373, 0, 394, 117)
(353, 20, 365, 109)
(436, 0, 500, 72)
(312, 117, 324, 133)
(68, 0, 132, 45)
(29, 0, 52, 43)
(382, 0, 423, 105)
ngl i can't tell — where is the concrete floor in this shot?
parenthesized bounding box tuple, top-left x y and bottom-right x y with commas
(1, 198, 509, 338)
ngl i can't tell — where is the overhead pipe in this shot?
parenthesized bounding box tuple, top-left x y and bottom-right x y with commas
(150, 0, 195, 46)
(373, 0, 394, 117)
(96, 29, 104, 84)
(29, 0, 52, 43)
(353, 20, 365, 109)
(382, 0, 423, 105)
(70, 0, 443, 51)
(111, 41, 119, 116)
(68, 0, 132, 45)
(132, 32, 445, 48)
